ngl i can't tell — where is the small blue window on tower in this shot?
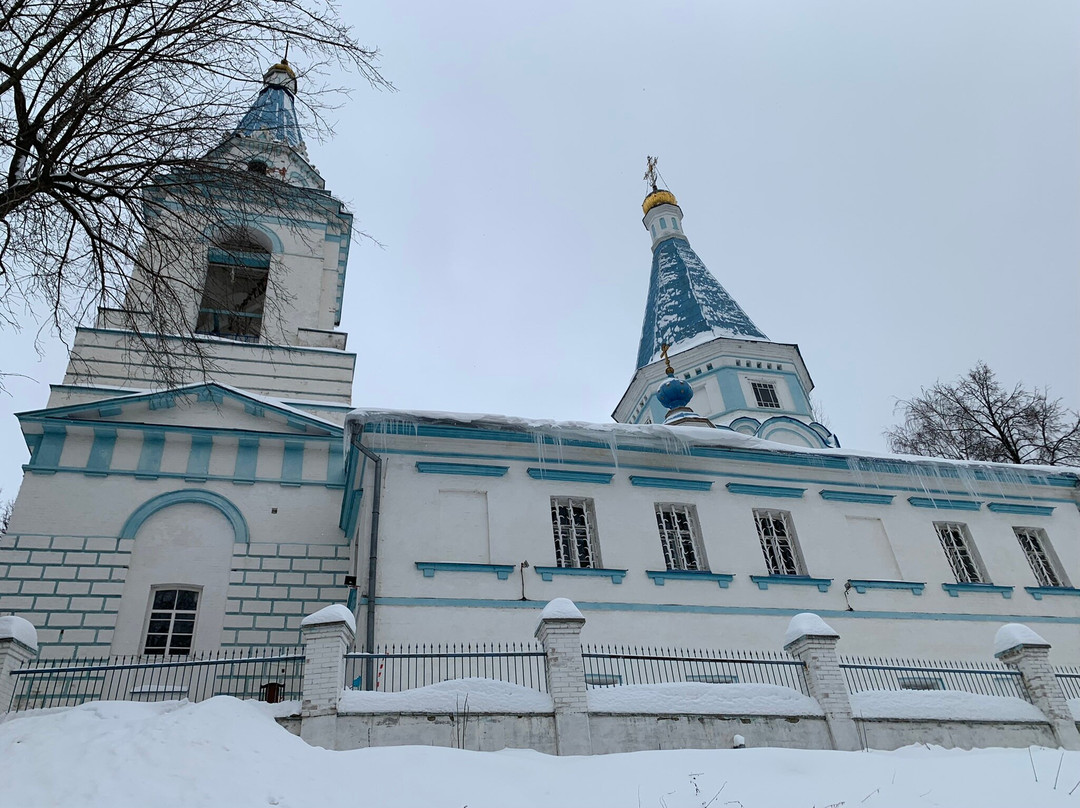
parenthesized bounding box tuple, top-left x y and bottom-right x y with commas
(651, 225, 657, 236)
(660, 218, 668, 229)
(672, 218, 679, 230)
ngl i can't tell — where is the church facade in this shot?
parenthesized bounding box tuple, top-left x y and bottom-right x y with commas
(1, 69, 1079, 665)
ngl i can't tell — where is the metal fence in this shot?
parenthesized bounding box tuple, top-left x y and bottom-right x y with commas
(581, 645, 810, 695)
(1055, 667, 1080, 700)
(840, 656, 1030, 701)
(8, 648, 304, 712)
(344, 643, 548, 692)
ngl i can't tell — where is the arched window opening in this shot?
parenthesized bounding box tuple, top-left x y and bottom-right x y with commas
(195, 232, 270, 341)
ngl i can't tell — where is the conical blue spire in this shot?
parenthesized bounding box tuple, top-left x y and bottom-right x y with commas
(636, 190, 767, 369)
(235, 62, 304, 149)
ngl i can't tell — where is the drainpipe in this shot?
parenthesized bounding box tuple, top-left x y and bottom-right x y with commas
(351, 436, 383, 691)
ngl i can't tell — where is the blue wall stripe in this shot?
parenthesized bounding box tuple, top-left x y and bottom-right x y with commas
(526, 468, 613, 484)
(33, 425, 67, 468)
(908, 496, 981, 511)
(416, 462, 509, 477)
(986, 502, 1055, 517)
(281, 440, 304, 485)
(235, 437, 259, 484)
(187, 435, 213, 479)
(85, 428, 117, 475)
(726, 482, 805, 499)
(630, 475, 713, 492)
(819, 490, 895, 505)
(137, 431, 166, 477)
(328, 440, 345, 485)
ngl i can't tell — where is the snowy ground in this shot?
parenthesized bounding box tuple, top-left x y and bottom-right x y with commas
(3, 697, 1080, 808)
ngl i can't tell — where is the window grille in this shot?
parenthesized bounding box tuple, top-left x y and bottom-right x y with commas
(1014, 527, 1065, 588)
(935, 522, 984, 584)
(751, 381, 781, 408)
(551, 497, 600, 569)
(753, 509, 804, 575)
(195, 236, 270, 341)
(655, 503, 705, 571)
(143, 588, 199, 655)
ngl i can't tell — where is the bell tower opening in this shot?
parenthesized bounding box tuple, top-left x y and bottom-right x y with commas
(195, 230, 271, 342)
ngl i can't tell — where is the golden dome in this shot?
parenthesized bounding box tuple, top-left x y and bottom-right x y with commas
(642, 189, 678, 215)
(268, 60, 297, 78)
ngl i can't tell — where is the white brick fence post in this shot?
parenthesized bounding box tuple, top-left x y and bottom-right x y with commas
(299, 604, 355, 749)
(783, 613, 861, 752)
(535, 598, 592, 755)
(0, 616, 39, 713)
(994, 624, 1080, 751)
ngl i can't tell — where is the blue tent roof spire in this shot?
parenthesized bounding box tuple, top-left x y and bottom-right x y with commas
(636, 188, 767, 369)
(234, 61, 305, 150)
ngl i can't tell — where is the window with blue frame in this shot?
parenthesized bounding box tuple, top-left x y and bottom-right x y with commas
(196, 234, 270, 341)
(551, 497, 600, 568)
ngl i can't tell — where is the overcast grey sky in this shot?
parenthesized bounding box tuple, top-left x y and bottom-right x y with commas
(1, 0, 1078, 499)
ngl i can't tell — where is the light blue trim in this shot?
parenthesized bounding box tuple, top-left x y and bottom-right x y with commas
(148, 393, 174, 411)
(281, 440, 304, 486)
(21, 415, 339, 443)
(327, 441, 345, 486)
(987, 502, 1055, 517)
(120, 490, 249, 543)
(366, 595, 1080, 624)
(750, 575, 832, 593)
(197, 387, 224, 404)
(416, 462, 509, 477)
(244, 402, 266, 418)
(534, 566, 627, 584)
(726, 483, 805, 499)
(526, 468, 614, 484)
(846, 579, 925, 595)
(137, 432, 165, 479)
(646, 570, 734, 588)
(415, 562, 516, 580)
(1024, 586, 1080, 601)
(234, 437, 259, 484)
(820, 490, 894, 505)
(85, 428, 117, 475)
(97, 405, 122, 417)
(186, 435, 213, 480)
(908, 497, 981, 511)
(942, 582, 1013, 599)
(629, 475, 713, 492)
(33, 425, 66, 469)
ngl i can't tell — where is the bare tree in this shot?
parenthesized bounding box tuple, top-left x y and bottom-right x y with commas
(885, 362, 1080, 466)
(0, 492, 12, 535)
(0, 0, 390, 383)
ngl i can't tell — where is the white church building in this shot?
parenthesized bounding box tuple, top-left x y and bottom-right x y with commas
(2, 65, 1079, 666)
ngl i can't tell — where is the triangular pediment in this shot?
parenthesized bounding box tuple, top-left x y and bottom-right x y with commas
(19, 383, 341, 437)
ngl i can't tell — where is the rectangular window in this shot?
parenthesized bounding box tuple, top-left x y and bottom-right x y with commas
(655, 503, 706, 571)
(551, 497, 600, 568)
(751, 381, 781, 409)
(1014, 527, 1067, 588)
(934, 522, 984, 584)
(754, 508, 805, 575)
(143, 588, 199, 655)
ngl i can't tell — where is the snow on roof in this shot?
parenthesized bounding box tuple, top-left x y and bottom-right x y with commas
(539, 598, 584, 621)
(0, 615, 38, 650)
(301, 604, 356, 633)
(346, 408, 1080, 483)
(783, 613, 839, 646)
(993, 623, 1049, 656)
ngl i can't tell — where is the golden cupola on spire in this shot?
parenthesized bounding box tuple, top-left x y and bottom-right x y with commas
(642, 188, 677, 215)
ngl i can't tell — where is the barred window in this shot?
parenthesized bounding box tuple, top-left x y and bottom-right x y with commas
(551, 497, 600, 568)
(754, 508, 805, 575)
(655, 503, 706, 571)
(935, 522, 984, 584)
(143, 588, 199, 655)
(751, 381, 781, 409)
(1014, 527, 1067, 588)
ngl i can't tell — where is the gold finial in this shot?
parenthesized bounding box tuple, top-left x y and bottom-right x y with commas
(661, 343, 674, 376)
(644, 156, 659, 193)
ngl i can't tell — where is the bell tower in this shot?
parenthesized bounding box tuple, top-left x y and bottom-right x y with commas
(614, 160, 839, 449)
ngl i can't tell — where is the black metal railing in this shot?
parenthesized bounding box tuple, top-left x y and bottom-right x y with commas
(1055, 667, 1080, 700)
(8, 648, 304, 712)
(344, 643, 547, 692)
(840, 656, 1029, 701)
(581, 645, 810, 695)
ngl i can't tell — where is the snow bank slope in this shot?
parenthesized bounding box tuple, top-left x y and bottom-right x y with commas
(2, 697, 1078, 808)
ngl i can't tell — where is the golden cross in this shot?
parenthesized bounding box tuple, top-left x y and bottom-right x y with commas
(660, 342, 674, 375)
(644, 156, 659, 192)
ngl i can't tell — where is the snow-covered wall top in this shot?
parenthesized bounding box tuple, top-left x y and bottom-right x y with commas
(993, 623, 1049, 656)
(345, 409, 1080, 489)
(637, 237, 768, 369)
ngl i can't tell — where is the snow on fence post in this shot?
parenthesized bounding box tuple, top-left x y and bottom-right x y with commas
(782, 613, 861, 752)
(994, 624, 1080, 751)
(0, 616, 38, 713)
(535, 598, 592, 755)
(299, 604, 355, 749)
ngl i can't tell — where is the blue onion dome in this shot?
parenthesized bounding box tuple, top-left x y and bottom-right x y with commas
(656, 375, 694, 410)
